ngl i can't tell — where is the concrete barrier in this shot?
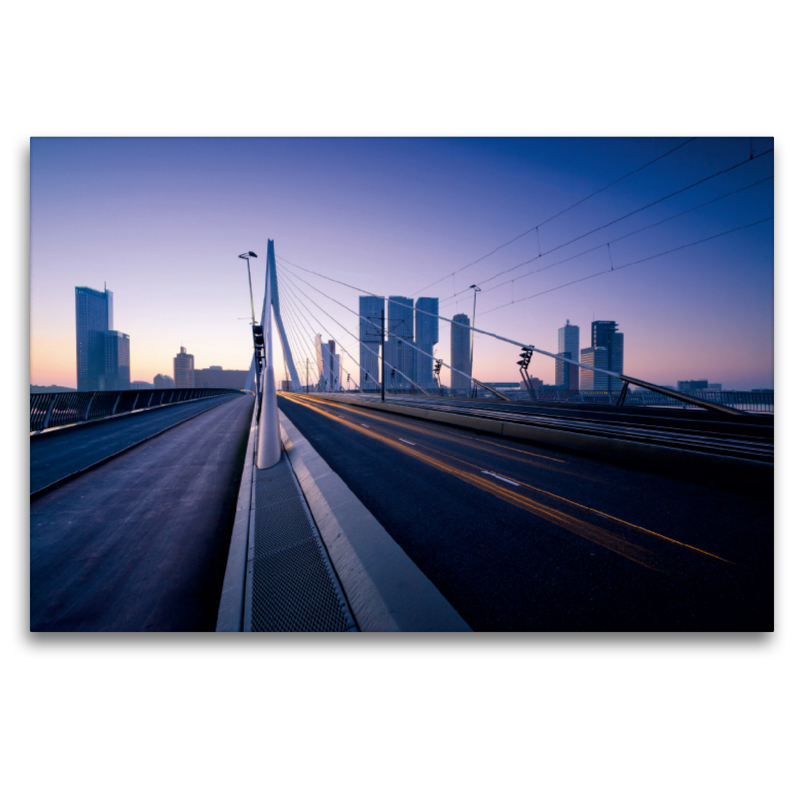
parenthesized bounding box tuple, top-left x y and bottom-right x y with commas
(279, 410, 471, 632)
(317, 396, 773, 480)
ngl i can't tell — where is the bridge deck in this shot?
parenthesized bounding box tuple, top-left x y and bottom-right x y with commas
(277, 393, 773, 632)
(30, 394, 241, 494)
(30, 394, 254, 631)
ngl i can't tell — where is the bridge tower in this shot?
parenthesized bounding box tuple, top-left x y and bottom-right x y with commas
(267, 240, 301, 392)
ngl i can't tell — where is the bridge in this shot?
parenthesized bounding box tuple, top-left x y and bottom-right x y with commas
(30, 241, 773, 632)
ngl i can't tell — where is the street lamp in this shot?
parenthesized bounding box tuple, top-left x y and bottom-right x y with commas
(238, 251, 258, 325)
(469, 284, 481, 398)
(239, 251, 262, 383)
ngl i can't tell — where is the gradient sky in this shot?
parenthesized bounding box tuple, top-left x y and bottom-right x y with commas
(30, 137, 774, 390)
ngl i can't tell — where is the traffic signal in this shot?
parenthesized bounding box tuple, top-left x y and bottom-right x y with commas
(517, 348, 533, 370)
(252, 324, 264, 349)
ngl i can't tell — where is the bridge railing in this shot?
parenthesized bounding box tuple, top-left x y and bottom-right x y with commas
(30, 388, 241, 433)
(472, 387, 774, 413)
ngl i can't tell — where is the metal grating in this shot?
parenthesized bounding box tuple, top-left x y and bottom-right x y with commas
(251, 541, 349, 632)
(248, 457, 355, 632)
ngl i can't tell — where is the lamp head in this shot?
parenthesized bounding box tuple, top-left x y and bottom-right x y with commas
(238, 251, 258, 259)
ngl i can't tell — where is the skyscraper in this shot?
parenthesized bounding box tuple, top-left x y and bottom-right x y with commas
(451, 313, 471, 395)
(580, 346, 609, 390)
(315, 335, 341, 391)
(103, 331, 130, 391)
(174, 346, 194, 388)
(591, 321, 624, 390)
(359, 296, 384, 391)
(75, 286, 113, 391)
(414, 297, 439, 390)
(385, 296, 415, 390)
(556, 320, 580, 390)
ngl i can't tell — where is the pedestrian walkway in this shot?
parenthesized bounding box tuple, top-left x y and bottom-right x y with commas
(245, 456, 356, 631)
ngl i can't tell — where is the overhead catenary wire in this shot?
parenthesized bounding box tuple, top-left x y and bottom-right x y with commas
(412, 137, 698, 295)
(435, 148, 775, 307)
(476, 216, 774, 317)
(438, 173, 774, 309)
(276, 214, 774, 359)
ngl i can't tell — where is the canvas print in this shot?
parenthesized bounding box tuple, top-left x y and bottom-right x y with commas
(29, 137, 774, 632)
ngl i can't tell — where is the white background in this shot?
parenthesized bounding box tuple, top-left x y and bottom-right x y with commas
(4, 2, 795, 798)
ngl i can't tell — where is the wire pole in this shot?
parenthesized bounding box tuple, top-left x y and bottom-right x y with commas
(469, 285, 481, 398)
(380, 308, 385, 404)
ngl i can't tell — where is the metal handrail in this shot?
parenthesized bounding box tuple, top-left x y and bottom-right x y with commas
(30, 388, 241, 433)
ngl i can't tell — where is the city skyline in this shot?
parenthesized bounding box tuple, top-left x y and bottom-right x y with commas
(31, 137, 774, 390)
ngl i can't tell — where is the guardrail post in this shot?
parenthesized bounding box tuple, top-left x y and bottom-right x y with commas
(84, 392, 96, 420)
(42, 396, 56, 429)
(131, 393, 140, 410)
(111, 392, 122, 415)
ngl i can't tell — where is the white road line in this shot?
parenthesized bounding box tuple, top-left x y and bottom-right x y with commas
(361, 423, 370, 428)
(481, 471, 520, 486)
(398, 439, 416, 446)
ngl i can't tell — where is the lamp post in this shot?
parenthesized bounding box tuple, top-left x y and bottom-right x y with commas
(238, 251, 258, 325)
(238, 251, 262, 392)
(469, 284, 481, 398)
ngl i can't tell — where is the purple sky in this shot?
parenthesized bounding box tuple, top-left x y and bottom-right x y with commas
(30, 137, 774, 390)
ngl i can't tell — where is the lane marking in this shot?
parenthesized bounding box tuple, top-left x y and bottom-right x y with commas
(361, 423, 370, 428)
(281, 394, 729, 565)
(399, 439, 416, 446)
(481, 471, 520, 486)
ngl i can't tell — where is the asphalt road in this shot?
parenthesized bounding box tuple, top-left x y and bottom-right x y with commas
(279, 393, 773, 632)
(30, 393, 254, 631)
(30, 393, 242, 494)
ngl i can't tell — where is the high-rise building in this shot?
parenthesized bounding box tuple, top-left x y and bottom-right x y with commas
(103, 331, 131, 391)
(75, 286, 113, 391)
(174, 346, 194, 388)
(450, 313, 471, 395)
(556, 320, 580, 390)
(414, 297, 439, 390)
(591, 321, 624, 390)
(153, 374, 175, 389)
(385, 296, 415, 389)
(359, 296, 384, 391)
(315, 336, 342, 391)
(580, 346, 609, 390)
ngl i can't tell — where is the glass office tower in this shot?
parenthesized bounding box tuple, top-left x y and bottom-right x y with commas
(75, 286, 113, 391)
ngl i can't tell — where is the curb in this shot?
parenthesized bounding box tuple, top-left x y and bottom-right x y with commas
(216, 399, 259, 632)
(279, 410, 471, 632)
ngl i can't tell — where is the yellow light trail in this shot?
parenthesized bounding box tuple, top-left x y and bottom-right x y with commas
(290, 394, 567, 464)
(290, 394, 733, 566)
(284, 394, 662, 570)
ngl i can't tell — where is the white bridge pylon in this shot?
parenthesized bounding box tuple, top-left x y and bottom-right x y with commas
(266, 239, 301, 392)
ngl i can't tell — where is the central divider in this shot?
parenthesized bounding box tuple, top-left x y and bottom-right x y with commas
(215, 402, 471, 632)
(303, 393, 773, 477)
